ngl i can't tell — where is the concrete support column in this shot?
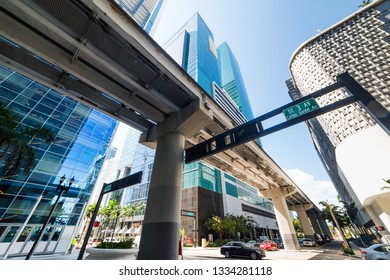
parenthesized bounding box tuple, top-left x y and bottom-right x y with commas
(137, 131, 185, 260)
(318, 219, 332, 239)
(308, 214, 323, 236)
(271, 196, 300, 250)
(295, 208, 314, 240)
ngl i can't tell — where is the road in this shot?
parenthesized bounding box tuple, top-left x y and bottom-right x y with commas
(6, 241, 362, 260)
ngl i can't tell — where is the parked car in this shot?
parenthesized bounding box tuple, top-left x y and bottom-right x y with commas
(246, 240, 260, 248)
(273, 238, 284, 249)
(361, 244, 390, 260)
(302, 238, 316, 247)
(260, 240, 277, 251)
(221, 241, 266, 260)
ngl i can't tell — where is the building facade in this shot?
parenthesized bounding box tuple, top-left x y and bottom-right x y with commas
(115, 0, 166, 36)
(217, 42, 254, 121)
(163, 13, 278, 243)
(163, 13, 221, 96)
(0, 64, 117, 257)
(287, 0, 390, 242)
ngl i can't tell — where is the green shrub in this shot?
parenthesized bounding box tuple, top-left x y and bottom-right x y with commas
(343, 247, 355, 255)
(96, 238, 134, 249)
(206, 239, 231, 247)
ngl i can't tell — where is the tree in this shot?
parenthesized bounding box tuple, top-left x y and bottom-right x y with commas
(320, 201, 351, 250)
(79, 203, 97, 243)
(98, 200, 119, 236)
(0, 102, 55, 178)
(205, 216, 224, 240)
(358, 0, 372, 8)
(381, 178, 390, 190)
(292, 218, 303, 236)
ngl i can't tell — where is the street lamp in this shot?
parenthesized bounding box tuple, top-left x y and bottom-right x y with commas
(25, 175, 75, 260)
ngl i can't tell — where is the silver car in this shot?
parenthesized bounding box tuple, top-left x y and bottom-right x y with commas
(361, 244, 390, 260)
(302, 238, 316, 247)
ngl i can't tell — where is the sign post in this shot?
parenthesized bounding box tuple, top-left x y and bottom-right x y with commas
(181, 210, 197, 248)
(77, 171, 142, 260)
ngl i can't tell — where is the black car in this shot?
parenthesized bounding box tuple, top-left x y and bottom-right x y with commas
(221, 241, 266, 260)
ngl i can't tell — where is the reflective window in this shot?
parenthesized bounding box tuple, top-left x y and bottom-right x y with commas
(40, 226, 54, 241)
(2, 226, 20, 243)
(0, 226, 6, 239)
(17, 226, 33, 242)
(51, 227, 63, 241)
(28, 226, 42, 242)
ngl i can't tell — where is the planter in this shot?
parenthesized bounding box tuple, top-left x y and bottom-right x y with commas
(85, 247, 138, 260)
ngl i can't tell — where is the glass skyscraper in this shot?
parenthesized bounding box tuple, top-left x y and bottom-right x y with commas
(163, 13, 221, 96)
(164, 14, 277, 243)
(217, 42, 254, 121)
(0, 65, 117, 257)
(115, 0, 166, 36)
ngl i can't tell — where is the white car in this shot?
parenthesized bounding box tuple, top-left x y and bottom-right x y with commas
(302, 238, 316, 247)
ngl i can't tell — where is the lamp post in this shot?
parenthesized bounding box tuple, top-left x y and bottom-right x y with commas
(26, 175, 74, 260)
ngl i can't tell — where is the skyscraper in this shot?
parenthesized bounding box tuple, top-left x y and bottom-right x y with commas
(0, 64, 117, 257)
(163, 13, 278, 243)
(217, 42, 254, 121)
(114, 0, 166, 36)
(287, 0, 390, 241)
(163, 13, 221, 96)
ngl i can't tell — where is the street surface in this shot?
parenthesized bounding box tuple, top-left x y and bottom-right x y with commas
(7, 241, 362, 260)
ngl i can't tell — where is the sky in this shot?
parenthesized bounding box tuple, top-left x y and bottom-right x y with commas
(148, 0, 368, 207)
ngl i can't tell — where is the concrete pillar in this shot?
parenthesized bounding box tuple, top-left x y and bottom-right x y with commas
(318, 219, 332, 239)
(271, 196, 300, 250)
(308, 214, 323, 237)
(295, 207, 314, 240)
(137, 131, 185, 260)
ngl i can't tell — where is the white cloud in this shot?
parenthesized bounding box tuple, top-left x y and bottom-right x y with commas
(284, 168, 340, 208)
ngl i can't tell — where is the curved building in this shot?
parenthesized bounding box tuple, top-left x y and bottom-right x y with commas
(287, 0, 390, 241)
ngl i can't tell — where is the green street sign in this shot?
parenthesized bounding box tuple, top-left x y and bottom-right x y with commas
(104, 184, 112, 192)
(181, 210, 196, 217)
(283, 98, 320, 120)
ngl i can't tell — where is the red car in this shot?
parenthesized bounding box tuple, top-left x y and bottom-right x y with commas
(260, 240, 277, 251)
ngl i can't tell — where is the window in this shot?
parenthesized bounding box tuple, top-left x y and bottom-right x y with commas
(1, 226, 20, 243)
(17, 227, 33, 242)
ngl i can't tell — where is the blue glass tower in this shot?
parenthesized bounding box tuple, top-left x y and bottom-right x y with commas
(0, 65, 117, 257)
(164, 13, 221, 96)
(217, 42, 254, 121)
(162, 14, 274, 244)
(115, 0, 166, 36)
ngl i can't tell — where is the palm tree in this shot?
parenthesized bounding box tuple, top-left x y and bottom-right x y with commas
(97, 200, 119, 239)
(320, 201, 351, 250)
(136, 201, 146, 226)
(121, 204, 135, 228)
(381, 178, 390, 190)
(358, 0, 372, 8)
(0, 102, 55, 178)
(79, 203, 97, 243)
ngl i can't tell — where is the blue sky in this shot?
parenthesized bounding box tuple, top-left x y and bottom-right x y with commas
(152, 0, 365, 206)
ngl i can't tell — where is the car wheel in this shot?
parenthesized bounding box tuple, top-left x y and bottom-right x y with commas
(250, 252, 257, 260)
(224, 251, 231, 258)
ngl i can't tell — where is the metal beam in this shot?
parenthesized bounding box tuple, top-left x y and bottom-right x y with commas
(185, 73, 389, 163)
